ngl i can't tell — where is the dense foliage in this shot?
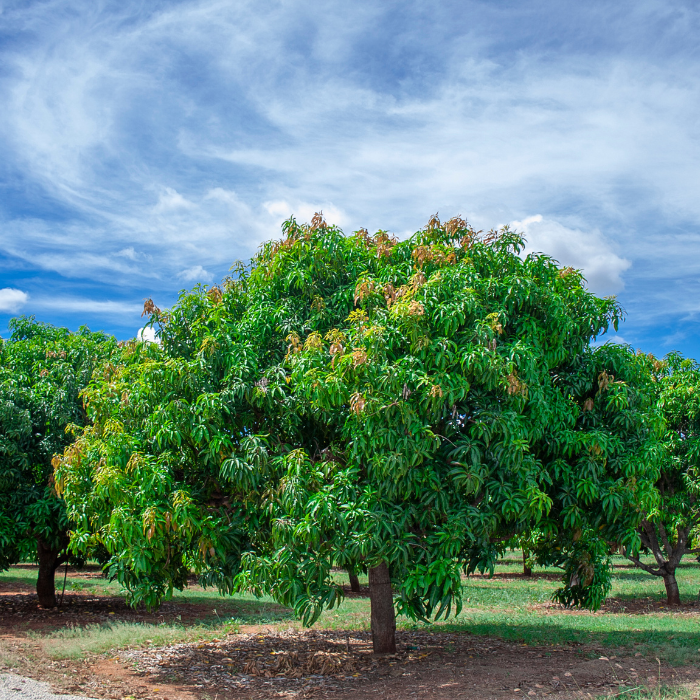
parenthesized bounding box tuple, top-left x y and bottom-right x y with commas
(0, 317, 116, 606)
(621, 352, 700, 603)
(56, 214, 646, 650)
(526, 344, 665, 609)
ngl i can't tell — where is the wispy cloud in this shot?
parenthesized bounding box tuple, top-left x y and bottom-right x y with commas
(662, 330, 687, 348)
(178, 265, 212, 283)
(592, 334, 628, 347)
(29, 296, 142, 318)
(0, 0, 699, 353)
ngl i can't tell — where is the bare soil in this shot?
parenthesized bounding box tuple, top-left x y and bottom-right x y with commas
(1, 570, 699, 700)
(113, 628, 700, 699)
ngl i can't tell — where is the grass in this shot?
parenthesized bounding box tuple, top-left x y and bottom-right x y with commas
(24, 596, 293, 659)
(430, 611, 699, 665)
(1, 565, 123, 597)
(0, 643, 21, 668)
(3, 553, 700, 666)
(1, 563, 294, 622)
(595, 687, 694, 700)
(319, 555, 700, 665)
(31, 620, 239, 659)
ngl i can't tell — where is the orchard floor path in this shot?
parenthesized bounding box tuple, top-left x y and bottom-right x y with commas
(1, 562, 700, 700)
(0, 674, 97, 700)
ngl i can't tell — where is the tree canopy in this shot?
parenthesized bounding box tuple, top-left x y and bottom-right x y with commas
(619, 351, 700, 603)
(0, 316, 116, 606)
(525, 343, 664, 608)
(56, 214, 650, 650)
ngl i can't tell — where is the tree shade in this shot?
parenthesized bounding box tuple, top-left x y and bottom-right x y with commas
(56, 214, 652, 651)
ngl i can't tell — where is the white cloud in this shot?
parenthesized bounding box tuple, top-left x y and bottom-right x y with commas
(662, 330, 686, 347)
(114, 247, 137, 260)
(513, 215, 631, 296)
(0, 288, 29, 313)
(178, 265, 212, 283)
(29, 296, 142, 317)
(592, 334, 627, 347)
(153, 188, 194, 213)
(205, 188, 243, 204)
(263, 200, 347, 228)
(137, 325, 159, 344)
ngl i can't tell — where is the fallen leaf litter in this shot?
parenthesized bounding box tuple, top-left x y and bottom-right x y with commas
(115, 629, 697, 699)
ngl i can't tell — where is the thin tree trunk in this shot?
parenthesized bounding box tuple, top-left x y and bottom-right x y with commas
(522, 550, 532, 577)
(348, 568, 361, 593)
(662, 571, 681, 605)
(630, 522, 690, 606)
(368, 562, 396, 654)
(37, 539, 60, 608)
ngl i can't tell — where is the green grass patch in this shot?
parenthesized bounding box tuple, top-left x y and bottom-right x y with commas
(311, 588, 700, 665)
(0, 565, 124, 597)
(425, 609, 700, 665)
(173, 595, 296, 626)
(316, 557, 700, 664)
(0, 571, 40, 588)
(596, 686, 694, 700)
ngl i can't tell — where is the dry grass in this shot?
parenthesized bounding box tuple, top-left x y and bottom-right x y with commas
(30, 620, 239, 659)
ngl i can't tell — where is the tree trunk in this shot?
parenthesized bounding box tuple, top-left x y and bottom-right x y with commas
(37, 539, 60, 608)
(522, 550, 532, 577)
(663, 571, 681, 605)
(368, 562, 396, 654)
(348, 569, 361, 593)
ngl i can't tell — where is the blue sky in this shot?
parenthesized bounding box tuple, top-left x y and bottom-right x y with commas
(1, 0, 699, 357)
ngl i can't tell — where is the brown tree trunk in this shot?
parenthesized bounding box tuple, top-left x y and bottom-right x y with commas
(37, 539, 60, 608)
(663, 571, 681, 605)
(348, 569, 361, 593)
(368, 562, 396, 654)
(522, 550, 532, 577)
(629, 522, 689, 606)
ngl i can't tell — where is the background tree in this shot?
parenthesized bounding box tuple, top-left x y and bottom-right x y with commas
(620, 352, 700, 604)
(525, 343, 664, 610)
(0, 317, 116, 607)
(57, 214, 630, 652)
(346, 566, 362, 593)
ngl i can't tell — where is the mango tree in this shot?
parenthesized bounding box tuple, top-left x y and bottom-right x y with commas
(56, 215, 624, 651)
(620, 352, 700, 604)
(523, 343, 665, 609)
(528, 346, 698, 608)
(269, 221, 662, 643)
(0, 317, 116, 606)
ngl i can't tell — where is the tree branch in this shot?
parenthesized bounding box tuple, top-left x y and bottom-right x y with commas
(624, 554, 662, 577)
(641, 520, 667, 567)
(669, 526, 690, 569)
(657, 521, 673, 560)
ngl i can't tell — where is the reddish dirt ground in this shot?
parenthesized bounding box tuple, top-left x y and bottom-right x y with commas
(111, 628, 700, 700)
(1, 568, 699, 700)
